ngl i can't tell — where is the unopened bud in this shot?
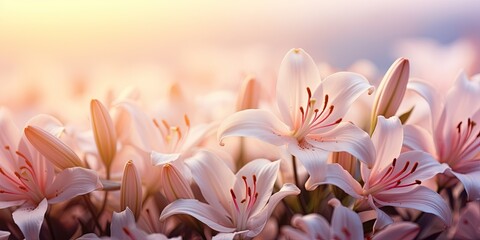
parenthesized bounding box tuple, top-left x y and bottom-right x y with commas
(90, 99, 117, 176)
(120, 160, 142, 220)
(236, 76, 261, 111)
(25, 126, 83, 169)
(161, 163, 194, 202)
(370, 58, 410, 134)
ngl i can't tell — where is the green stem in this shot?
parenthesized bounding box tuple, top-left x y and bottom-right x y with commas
(292, 155, 307, 213)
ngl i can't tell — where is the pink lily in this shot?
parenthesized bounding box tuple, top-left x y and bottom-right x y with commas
(405, 72, 480, 200)
(218, 48, 375, 184)
(453, 201, 480, 239)
(78, 207, 179, 240)
(281, 198, 363, 240)
(0, 108, 102, 240)
(160, 150, 300, 239)
(109, 100, 215, 196)
(310, 116, 451, 229)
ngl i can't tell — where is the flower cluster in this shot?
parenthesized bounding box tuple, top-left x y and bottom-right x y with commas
(1, 48, 479, 240)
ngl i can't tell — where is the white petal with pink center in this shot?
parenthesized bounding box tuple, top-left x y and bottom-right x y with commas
(160, 150, 300, 238)
(309, 116, 451, 229)
(407, 72, 480, 200)
(218, 48, 375, 185)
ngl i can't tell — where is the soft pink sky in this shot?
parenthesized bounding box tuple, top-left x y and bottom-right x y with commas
(0, 1, 479, 122)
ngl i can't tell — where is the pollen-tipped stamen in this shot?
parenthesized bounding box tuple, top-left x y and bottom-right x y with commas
(230, 189, 240, 212)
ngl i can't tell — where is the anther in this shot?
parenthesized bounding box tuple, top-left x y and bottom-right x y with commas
(415, 180, 422, 184)
(307, 87, 312, 99)
(184, 114, 190, 127)
(410, 162, 419, 173)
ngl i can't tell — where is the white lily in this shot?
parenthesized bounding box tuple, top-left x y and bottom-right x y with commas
(160, 151, 300, 239)
(218, 48, 375, 185)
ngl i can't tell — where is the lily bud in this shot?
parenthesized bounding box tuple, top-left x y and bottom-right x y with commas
(90, 99, 117, 176)
(24, 126, 83, 169)
(161, 163, 194, 202)
(120, 160, 142, 220)
(370, 58, 409, 134)
(236, 76, 261, 111)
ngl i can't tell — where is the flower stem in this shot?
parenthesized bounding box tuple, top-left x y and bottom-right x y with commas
(45, 208, 56, 240)
(292, 155, 307, 213)
(83, 194, 104, 235)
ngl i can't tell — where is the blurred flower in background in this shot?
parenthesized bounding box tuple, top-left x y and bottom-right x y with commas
(1, 0, 479, 123)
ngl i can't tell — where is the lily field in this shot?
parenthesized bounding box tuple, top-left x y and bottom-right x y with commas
(0, 1, 480, 239)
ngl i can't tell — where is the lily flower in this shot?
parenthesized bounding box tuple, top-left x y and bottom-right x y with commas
(78, 207, 179, 240)
(0, 109, 102, 239)
(160, 150, 300, 239)
(281, 198, 363, 240)
(310, 116, 451, 229)
(111, 100, 215, 197)
(405, 72, 480, 200)
(218, 48, 375, 185)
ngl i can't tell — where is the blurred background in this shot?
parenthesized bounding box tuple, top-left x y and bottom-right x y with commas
(1, 0, 479, 122)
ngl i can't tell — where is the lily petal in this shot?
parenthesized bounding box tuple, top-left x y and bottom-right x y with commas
(367, 195, 393, 230)
(290, 214, 330, 239)
(76, 233, 101, 240)
(113, 101, 161, 152)
(248, 183, 300, 237)
(407, 79, 443, 126)
(12, 198, 48, 240)
(403, 125, 436, 154)
(443, 71, 480, 129)
(288, 141, 329, 185)
(0, 108, 21, 165)
(47, 167, 102, 204)
(181, 122, 217, 152)
(234, 159, 280, 216)
(307, 163, 363, 197)
(111, 207, 136, 237)
(370, 116, 403, 177)
(185, 150, 235, 215)
(454, 201, 480, 239)
(160, 199, 235, 233)
(374, 186, 452, 227)
(218, 109, 291, 146)
(212, 231, 248, 240)
(24, 125, 84, 169)
(0, 231, 10, 240)
(111, 207, 150, 240)
(447, 162, 480, 201)
(319, 72, 374, 126)
(25, 114, 64, 138)
(276, 48, 321, 129)
(151, 151, 181, 166)
(372, 222, 419, 240)
(307, 122, 375, 168)
(329, 198, 363, 240)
